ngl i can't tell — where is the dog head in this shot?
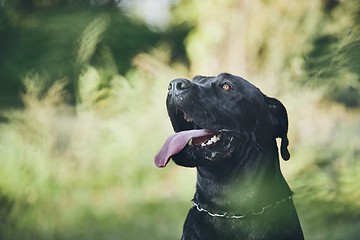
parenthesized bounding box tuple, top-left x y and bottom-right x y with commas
(154, 73, 290, 168)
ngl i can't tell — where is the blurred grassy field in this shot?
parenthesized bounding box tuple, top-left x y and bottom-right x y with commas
(1, 0, 360, 239)
(0, 66, 196, 239)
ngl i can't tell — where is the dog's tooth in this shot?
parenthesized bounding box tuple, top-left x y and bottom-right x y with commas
(188, 139, 193, 145)
(200, 137, 220, 147)
(209, 135, 220, 143)
(184, 114, 193, 122)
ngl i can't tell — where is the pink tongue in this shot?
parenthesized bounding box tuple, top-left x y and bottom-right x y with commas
(154, 129, 215, 168)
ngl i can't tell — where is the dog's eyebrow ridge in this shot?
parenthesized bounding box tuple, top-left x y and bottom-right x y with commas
(193, 75, 206, 81)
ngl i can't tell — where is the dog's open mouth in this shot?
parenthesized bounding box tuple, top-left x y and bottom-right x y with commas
(154, 109, 225, 168)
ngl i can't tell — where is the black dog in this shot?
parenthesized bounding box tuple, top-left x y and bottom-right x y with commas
(155, 73, 304, 240)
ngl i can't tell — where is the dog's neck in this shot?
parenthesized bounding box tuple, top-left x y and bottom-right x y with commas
(194, 139, 292, 214)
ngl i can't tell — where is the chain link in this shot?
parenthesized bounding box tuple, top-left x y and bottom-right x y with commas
(193, 195, 293, 219)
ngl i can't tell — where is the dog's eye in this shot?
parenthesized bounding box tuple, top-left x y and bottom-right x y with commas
(220, 82, 233, 91)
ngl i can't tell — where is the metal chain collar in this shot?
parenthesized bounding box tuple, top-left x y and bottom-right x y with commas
(193, 195, 293, 219)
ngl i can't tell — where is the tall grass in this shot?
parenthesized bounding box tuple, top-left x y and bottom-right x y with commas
(0, 60, 196, 239)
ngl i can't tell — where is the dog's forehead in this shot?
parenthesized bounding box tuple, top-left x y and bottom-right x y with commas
(192, 75, 210, 84)
(192, 73, 256, 89)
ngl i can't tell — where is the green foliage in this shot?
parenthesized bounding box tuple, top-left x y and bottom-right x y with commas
(0, 66, 194, 239)
(0, 1, 182, 106)
(289, 110, 360, 239)
(0, 191, 13, 239)
(303, 1, 360, 108)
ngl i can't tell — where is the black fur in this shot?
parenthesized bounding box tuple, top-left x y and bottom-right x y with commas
(166, 73, 304, 240)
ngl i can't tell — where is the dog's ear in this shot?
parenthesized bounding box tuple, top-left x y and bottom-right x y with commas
(266, 97, 290, 161)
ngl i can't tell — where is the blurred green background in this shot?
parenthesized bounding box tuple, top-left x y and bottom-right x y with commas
(0, 0, 359, 239)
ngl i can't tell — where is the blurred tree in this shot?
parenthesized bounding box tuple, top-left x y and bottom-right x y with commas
(172, 0, 359, 108)
(0, 0, 191, 108)
(303, 0, 360, 108)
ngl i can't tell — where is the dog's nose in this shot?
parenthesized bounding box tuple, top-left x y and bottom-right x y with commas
(168, 78, 191, 94)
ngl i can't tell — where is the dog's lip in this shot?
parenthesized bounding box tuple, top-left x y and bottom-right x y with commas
(172, 109, 235, 134)
(173, 109, 236, 134)
(172, 110, 206, 132)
